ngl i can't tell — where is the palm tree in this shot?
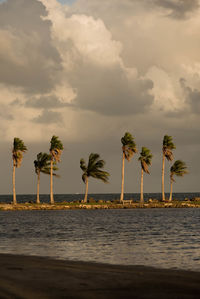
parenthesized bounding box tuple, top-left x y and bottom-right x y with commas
(169, 160, 188, 202)
(80, 153, 109, 203)
(34, 152, 58, 204)
(49, 136, 63, 204)
(138, 147, 153, 204)
(12, 138, 27, 204)
(120, 132, 137, 203)
(162, 135, 176, 201)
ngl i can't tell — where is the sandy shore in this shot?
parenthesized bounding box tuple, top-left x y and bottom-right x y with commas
(0, 254, 199, 298)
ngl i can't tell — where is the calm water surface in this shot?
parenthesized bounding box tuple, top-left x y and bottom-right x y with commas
(0, 208, 199, 271)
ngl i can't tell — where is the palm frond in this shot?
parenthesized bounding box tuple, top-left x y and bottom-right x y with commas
(170, 160, 188, 182)
(80, 159, 87, 172)
(12, 138, 27, 168)
(163, 135, 176, 161)
(82, 173, 87, 183)
(121, 132, 137, 161)
(80, 153, 110, 184)
(50, 136, 64, 151)
(138, 147, 153, 174)
(34, 152, 54, 176)
(50, 136, 63, 163)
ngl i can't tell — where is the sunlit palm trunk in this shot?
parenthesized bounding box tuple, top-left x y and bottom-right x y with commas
(169, 179, 173, 202)
(50, 159, 54, 204)
(120, 152, 125, 203)
(140, 168, 144, 205)
(162, 153, 165, 201)
(84, 177, 88, 203)
(12, 163, 16, 205)
(36, 172, 40, 204)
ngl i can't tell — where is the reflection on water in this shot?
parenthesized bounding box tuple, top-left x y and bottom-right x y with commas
(0, 209, 199, 271)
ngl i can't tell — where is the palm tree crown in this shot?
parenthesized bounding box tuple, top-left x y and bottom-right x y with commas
(50, 135, 64, 162)
(138, 147, 153, 174)
(80, 153, 109, 183)
(34, 152, 52, 175)
(12, 137, 27, 167)
(170, 160, 188, 182)
(121, 132, 137, 160)
(163, 135, 176, 161)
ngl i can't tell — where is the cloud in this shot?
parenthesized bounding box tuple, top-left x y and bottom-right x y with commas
(180, 78, 200, 113)
(68, 61, 154, 116)
(67, 0, 199, 21)
(39, 5, 154, 116)
(0, 110, 13, 120)
(32, 109, 63, 123)
(154, 0, 199, 19)
(25, 95, 69, 109)
(0, 0, 62, 93)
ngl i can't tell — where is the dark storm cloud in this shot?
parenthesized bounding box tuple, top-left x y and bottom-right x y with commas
(154, 0, 199, 19)
(68, 61, 154, 116)
(32, 109, 63, 124)
(0, 0, 62, 93)
(180, 78, 200, 113)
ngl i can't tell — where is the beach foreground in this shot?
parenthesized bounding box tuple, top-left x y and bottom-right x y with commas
(0, 254, 199, 298)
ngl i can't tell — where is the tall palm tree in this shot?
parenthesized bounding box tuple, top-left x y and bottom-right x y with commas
(169, 160, 188, 202)
(138, 147, 153, 204)
(120, 132, 137, 203)
(34, 152, 58, 204)
(162, 135, 176, 201)
(49, 136, 63, 204)
(12, 137, 27, 204)
(80, 153, 109, 203)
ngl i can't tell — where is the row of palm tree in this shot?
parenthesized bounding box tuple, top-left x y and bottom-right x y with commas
(119, 132, 188, 204)
(12, 136, 63, 205)
(11, 133, 187, 205)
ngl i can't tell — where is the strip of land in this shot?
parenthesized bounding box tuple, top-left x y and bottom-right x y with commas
(0, 254, 199, 298)
(0, 199, 200, 210)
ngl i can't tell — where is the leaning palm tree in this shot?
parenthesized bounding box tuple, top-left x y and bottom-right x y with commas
(120, 132, 137, 203)
(162, 135, 176, 201)
(80, 153, 109, 203)
(49, 136, 63, 204)
(138, 147, 153, 204)
(34, 152, 58, 204)
(169, 160, 188, 202)
(12, 137, 27, 204)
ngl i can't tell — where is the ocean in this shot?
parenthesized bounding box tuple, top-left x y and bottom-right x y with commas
(0, 193, 199, 271)
(0, 192, 200, 203)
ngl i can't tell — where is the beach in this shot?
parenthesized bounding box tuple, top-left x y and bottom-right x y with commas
(0, 254, 199, 298)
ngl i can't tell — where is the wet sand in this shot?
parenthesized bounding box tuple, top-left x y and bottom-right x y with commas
(0, 254, 199, 299)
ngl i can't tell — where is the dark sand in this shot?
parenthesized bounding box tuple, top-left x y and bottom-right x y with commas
(0, 254, 199, 298)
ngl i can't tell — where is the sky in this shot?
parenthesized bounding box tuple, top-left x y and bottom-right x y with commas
(0, 0, 200, 195)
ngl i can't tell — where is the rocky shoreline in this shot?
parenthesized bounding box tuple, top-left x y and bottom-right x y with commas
(0, 198, 200, 210)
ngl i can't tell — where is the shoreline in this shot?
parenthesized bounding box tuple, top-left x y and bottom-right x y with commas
(0, 253, 199, 298)
(0, 200, 200, 210)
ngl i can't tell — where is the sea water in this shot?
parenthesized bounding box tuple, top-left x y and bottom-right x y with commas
(0, 192, 200, 203)
(0, 201, 199, 271)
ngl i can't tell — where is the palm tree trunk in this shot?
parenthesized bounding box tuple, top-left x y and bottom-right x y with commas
(84, 177, 88, 203)
(169, 179, 173, 202)
(36, 172, 40, 204)
(12, 163, 16, 205)
(50, 159, 54, 204)
(162, 153, 165, 201)
(120, 152, 125, 203)
(140, 168, 144, 205)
